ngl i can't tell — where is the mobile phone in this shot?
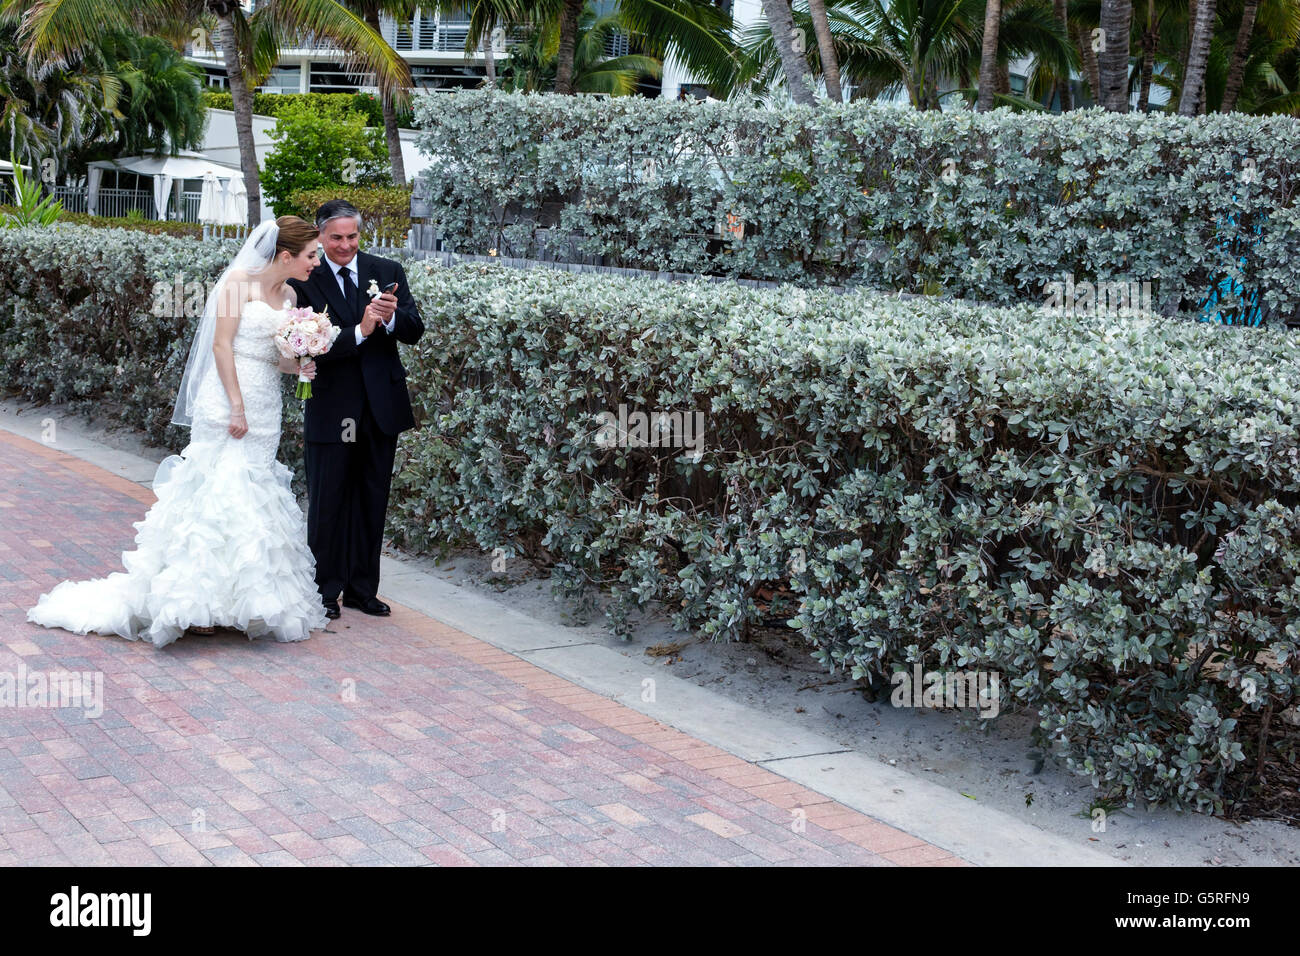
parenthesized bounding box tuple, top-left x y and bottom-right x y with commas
(383, 281, 399, 294)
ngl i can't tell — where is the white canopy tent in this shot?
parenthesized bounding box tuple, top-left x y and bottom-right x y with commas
(86, 151, 245, 222)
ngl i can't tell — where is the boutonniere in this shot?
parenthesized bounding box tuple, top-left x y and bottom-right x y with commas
(366, 278, 380, 299)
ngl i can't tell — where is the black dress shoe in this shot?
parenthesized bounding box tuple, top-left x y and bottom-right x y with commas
(323, 600, 341, 619)
(342, 596, 390, 616)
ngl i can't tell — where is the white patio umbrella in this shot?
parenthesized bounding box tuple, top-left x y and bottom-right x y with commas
(198, 171, 223, 224)
(222, 172, 248, 227)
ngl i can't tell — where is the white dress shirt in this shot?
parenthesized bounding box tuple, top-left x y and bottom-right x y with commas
(327, 255, 395, 344)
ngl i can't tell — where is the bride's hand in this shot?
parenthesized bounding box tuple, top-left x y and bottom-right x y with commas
(301, 359, 317, 381)
(229, 408, 248, 439)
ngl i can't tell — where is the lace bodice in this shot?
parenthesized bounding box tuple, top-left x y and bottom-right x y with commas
(189, 299, 289, 464)
(231, 299, 288, 365)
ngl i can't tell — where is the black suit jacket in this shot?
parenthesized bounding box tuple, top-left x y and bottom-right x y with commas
(288, 251, 424, 444)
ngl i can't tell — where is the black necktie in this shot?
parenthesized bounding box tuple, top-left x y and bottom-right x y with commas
(339, 266, 359, 320)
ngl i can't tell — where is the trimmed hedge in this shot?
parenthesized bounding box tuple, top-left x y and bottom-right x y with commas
(197, 90, 390, 125)
(392, 262, 1300, 814)
(290, 186, 412, 245)
(0, 206, 204, 238)
(0, 224, 307, 483)
(199, 90, 410, 127)
(413, 89, 1300, 324)
(2, 223, 1297, 813)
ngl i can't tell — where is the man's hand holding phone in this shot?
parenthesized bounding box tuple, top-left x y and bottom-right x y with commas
(361, 281, 400, 336)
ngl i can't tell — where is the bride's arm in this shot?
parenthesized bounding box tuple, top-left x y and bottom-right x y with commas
(212, 274, 248, 439)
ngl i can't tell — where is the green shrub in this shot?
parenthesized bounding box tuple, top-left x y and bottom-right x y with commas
(261, 99, 391, 218)
(290, 185, 411, 246)
(413, 90, 1300, 324)
(0, 207, 204, 238)
(200, 90, 411, 127)
(0, 223, 303, 478)
(387, 260, 1299, 814)
(2, 223, 1297, 813)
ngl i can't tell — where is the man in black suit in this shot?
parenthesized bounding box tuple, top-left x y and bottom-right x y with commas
(288, 199, 425, 620)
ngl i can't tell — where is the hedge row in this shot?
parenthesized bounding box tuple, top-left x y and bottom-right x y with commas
(289, 186, 412, 245)
(0, 206, 204, 238)
(2, 223, 1297, 812)
(413, 90, 1300, 324)
(199, 90, 411, 128)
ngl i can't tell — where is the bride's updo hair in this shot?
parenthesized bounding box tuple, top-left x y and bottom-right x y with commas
(275, 215, 319, 257)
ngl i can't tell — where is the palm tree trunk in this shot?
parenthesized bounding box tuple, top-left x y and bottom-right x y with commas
(1075, 25, 1102, 104)
(1137, 32, 1155, 109)
(1054, 0, 1072, 109)
(1138, 0, 1156, 111)
(555, 0, 583, 94)
(760, 0, 818, 105)
(364, 9, 406, 188)
(807, 0, 842, 101)
(1180, 0, 1216, 115)
(1098, 0, 1133, 111)
(482, 27, 498, 85)
(1220, 0, 1258, 112)
(214, 12, 262, 228)
(976, 0, 1002, 110)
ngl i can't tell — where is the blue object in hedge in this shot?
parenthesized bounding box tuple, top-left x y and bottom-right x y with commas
(1198, 206, 1265, 327)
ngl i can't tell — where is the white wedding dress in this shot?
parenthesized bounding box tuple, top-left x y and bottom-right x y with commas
(28, 300, 328, 649)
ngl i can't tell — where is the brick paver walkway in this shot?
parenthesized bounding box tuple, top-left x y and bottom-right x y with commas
(0, 428, 966, 866)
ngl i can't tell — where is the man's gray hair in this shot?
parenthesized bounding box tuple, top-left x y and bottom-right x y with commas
(315, 198, 364, 233)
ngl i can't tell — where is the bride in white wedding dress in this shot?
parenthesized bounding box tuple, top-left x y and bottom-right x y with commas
(28, 216, 330, 648)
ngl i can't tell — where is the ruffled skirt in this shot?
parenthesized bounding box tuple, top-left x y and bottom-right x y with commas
(27, 435, 328, 649)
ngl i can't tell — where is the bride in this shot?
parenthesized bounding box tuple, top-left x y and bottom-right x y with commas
(28, 216, 331, 648)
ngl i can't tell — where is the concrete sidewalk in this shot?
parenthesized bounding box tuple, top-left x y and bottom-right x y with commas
(0, 402, 1118, 866)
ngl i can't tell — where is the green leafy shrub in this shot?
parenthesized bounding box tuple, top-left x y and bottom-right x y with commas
(290, 185, 412, 246)
(2, 223, 1297, 813)
(0, 223, 304, 483)
(413, 90, 1300, 324)
(261, 99, 391, 218)
(0, 206, 204, 237)
(200, 90, 410, 127)
(386, 260, 1299, 814)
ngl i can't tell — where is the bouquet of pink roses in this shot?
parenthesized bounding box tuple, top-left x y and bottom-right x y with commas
(275, 307, 340, 399)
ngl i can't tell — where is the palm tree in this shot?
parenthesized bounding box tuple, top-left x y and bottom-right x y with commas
(1221, 0, 1260, 109)
(0, 16, 118, 179)
(760, 0, 819, 103)
(808, 0, 844, 98)
(343, 0, 416, 186)
(1098, 0, 1133, 109)
(977, 0, 1003, 108)
(499, 2, 664, 92)
(94, 32, 208, 160)
(1180, 0, 1217, 111)
(1052, 0, 1071, 106)
(732, 0, 1074, 110)
(7, 0, 411, 227)
(519, 0, 739, 98)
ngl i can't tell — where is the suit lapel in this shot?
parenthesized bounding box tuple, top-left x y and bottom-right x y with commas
(313, 261, 353, 327)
